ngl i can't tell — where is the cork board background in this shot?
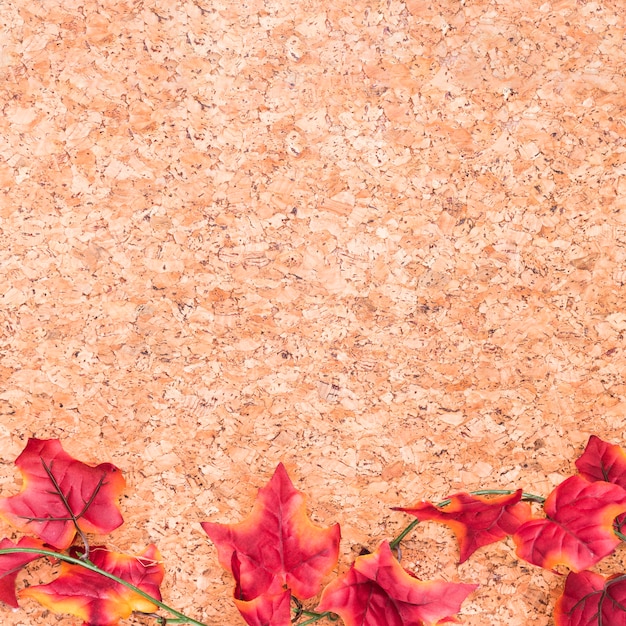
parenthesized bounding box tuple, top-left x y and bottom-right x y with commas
(1, 0, 625, 624)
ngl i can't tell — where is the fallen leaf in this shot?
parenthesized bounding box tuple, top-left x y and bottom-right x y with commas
(513, 475, 626, 571)
(316, 541, 477, 626)
(234, 587, 291, 626)
(201, 463, 340, 601)
(20, 544, 164, 626)
(575, 435, 626, 488)
(231, 552, 292, 626)
(395, 490, 532, 562)
(554, 570, 626, 626)
(0, 439, 125, 549)
(0, 537, 46, 607)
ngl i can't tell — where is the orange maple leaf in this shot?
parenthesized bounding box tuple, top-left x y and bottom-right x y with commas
(20, 545, 164, 626)
(395, 490, 532, 562)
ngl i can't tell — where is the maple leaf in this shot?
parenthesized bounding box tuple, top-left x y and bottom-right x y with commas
(575, 435, 626, 488)
(201, 463, 340, 602)
(20, 544, 164, 626)
(0, 438, 126, 550)
(554, 570, 626, 626)
(575, 435, 626, 536)
(0, 536, 46, 608)
(233, 587, 292, 626)
(394, 490, 533, 563)
(317, 541, 477, 626)
(513, 475, 626, 572)
(231, 553, 292, 626)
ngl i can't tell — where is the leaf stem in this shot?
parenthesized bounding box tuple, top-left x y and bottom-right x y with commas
(389, 488, 545, 551)
(291, 596, 338, 624)
(0, 547, 209, 626)
(389, 519, 419, 551)
(296, 609, 338, 625)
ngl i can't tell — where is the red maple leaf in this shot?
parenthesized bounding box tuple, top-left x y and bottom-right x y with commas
(0, 536, 46, 607)
(513, 475, 626, 571)
(233, 587, 292, 626)
(0, 438, 125, 549)
(394, 490, 533, 563)
(201, 463, 340, 603)
(575, 435, 626, 488)
(575, 435, 626, 535)
(20, 544, 164, 626)
(231, 552, 292, 626)
(316, 540, 477, 626)
(554, 570, 626, 626)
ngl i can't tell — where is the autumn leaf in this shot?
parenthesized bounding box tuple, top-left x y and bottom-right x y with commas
(554, 570, 626, 626)
(201, 463, 340, 602)
(233, 587, 292, 626)
(316, 541, 477, 626)
(231, 552, 292, 626)
(394, 490, 533, 563)
(0, 536, 46, 608)
(0, 438, 126, 549)
(20, 544, 164, 626)
(513, 475, 626, 572)
(575, 435, 626, 535)
(575, 435, 626, 488)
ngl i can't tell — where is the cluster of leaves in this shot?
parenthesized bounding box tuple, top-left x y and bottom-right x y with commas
(0, 436, 625, 626)
(0, 439, 168, 626)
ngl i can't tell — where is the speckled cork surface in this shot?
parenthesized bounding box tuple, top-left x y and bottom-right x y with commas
(1, 0, 625, 624)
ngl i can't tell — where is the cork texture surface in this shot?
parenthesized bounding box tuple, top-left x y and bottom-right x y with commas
(1, 0, 625, 624)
